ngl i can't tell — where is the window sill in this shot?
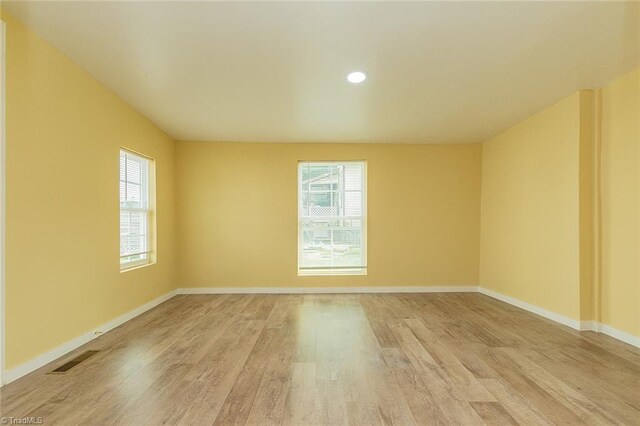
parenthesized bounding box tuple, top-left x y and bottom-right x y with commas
(298, 268, 367, 276)
(120, 261, 156, 273)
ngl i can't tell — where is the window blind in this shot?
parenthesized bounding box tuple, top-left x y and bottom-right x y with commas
(298, 161, 367, 274)
(120, 149, 153, 270)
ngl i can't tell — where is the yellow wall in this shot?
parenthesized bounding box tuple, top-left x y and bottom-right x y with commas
(579, 91, 595, 321)
(2, 12, 177, 369)
(176, 142, 482, 288)
(600, 69, 640, 337)
(479, 92, 587, 321)
(3, 7, 639, 374)
(480, 73, 640, 338)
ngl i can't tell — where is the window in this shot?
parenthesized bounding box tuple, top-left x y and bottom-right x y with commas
(120, 149, 155, 270)
(298, 161, 367, 275)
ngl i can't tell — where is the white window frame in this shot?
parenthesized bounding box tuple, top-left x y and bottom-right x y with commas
(120, 148, 156, 271)
(297, 161, 367, 276)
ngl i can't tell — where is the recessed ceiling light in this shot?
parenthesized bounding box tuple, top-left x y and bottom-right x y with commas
(347, 71, 367, 84)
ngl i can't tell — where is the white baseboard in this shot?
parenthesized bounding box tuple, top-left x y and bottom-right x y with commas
(478, 287, 640, 349)
(179, 287, 639, 348)
(580, 320, 598, 331)
(477, 287, 582, 330)
(591, 322, 640, 348)
(4, 289, 177, 385)
(177, 285, 479, 295)
(4, 285, 638, 386)
(578, 321, 639, 347)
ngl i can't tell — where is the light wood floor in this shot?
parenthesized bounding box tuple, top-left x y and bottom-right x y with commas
(1, 294, 640, 425)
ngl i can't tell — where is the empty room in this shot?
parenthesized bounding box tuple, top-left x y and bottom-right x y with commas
(0, 1, 639, 425)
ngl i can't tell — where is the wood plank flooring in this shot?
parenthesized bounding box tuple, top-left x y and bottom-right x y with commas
(1, 293, 639, 425)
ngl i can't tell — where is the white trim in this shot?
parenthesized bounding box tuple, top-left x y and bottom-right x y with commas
(298, 268, 367, 276)
(0, 19, 6, 387)
(4, 290, 177, 384)
(591, 322, 640, 348)
(579, 320, 598, 331)
(120, 255, 151, 271)
(478, 288, 640, 348)
(477, 287, 582, 330)
(297, 161, 367, 274)
(4, 285, 638, 386)
(178, 286, 479, 295)
(120, 149, 155, 272)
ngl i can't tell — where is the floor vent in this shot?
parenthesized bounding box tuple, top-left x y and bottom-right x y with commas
(48, 350, 99, 374)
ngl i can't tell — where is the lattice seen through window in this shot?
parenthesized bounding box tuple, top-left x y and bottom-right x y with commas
(298, 161, 367, 275)
(120, 149, 155, 270)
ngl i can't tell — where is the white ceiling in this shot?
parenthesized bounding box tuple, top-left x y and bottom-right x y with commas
(5, 1, 640, 144)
